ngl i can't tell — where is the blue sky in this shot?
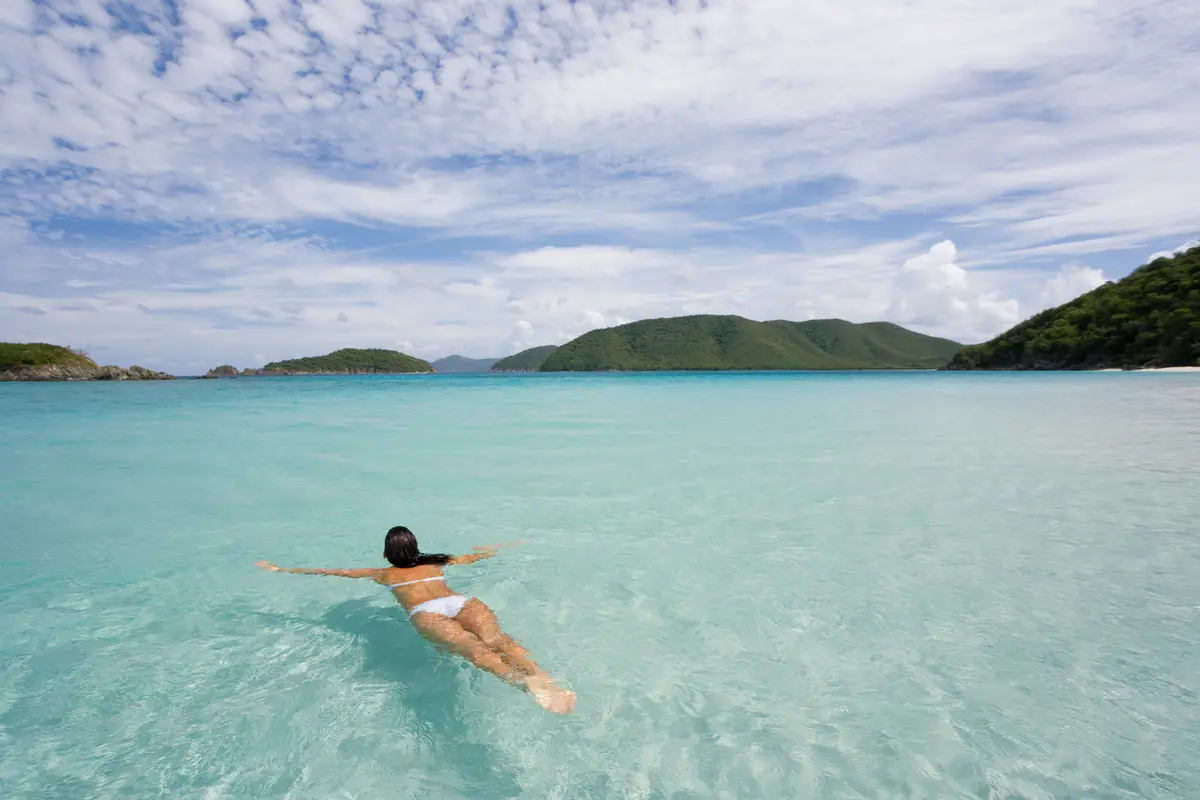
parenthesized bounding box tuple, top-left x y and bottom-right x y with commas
(1, 0, 1197, 373)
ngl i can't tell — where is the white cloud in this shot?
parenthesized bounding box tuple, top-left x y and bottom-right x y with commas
(497, 246, 684, 280)
(504, 320, 537, 353)
(580, 309, 605, 328)
(886, 240, 1021, 341)
(1149, 239, 1200, 262)
(0, 216, 31, 247)
(0, 0, 1193, 252)
(1040, 263, 1106, 307)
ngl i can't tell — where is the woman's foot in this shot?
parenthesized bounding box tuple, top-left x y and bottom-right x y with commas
(524, 673, 576, 714)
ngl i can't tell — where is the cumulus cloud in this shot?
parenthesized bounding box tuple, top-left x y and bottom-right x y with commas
(1040, 264, 1107, 307)
(504, 320, 537, 353)
(886, 240, 1021, 341)
(581, 310, 606, 328)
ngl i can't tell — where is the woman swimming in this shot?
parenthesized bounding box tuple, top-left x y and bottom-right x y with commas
(256, 526, 576, 714)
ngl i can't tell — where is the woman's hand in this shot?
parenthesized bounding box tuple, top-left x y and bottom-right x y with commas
(472, 539, 527, 552)
(255, 560, 285, 572)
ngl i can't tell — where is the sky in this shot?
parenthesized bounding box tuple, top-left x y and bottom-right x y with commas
(1, 0, 1197, 374)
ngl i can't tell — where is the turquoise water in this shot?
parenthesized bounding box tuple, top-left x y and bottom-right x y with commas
(2, 372, 1199, 799)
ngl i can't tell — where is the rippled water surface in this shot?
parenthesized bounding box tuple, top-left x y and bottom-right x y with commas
(2, 372, 1199, 799)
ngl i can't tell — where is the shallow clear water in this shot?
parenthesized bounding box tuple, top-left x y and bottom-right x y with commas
(2, 372, 1199, 799)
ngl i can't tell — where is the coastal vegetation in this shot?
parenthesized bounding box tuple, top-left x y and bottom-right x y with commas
(0, 342, 175, 381)
(431, 355, 498, 373)
(946, 246, 1200, 370)
(1, 343, 96, 372)
(538, 316, 961, 371)
(491, 345, 560, 372)
(261, 348, 434, 374)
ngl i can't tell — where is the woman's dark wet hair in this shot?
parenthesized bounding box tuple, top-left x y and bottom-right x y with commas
(384, 526, 452, 568)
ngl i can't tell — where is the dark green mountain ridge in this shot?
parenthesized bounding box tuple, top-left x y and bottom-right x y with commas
(946, 246, 1200, 370)
(262, 348, 433, 374)
(491, 345, 560, 372)
(431, 355, 498, 373)
(539, 316, 962, 371)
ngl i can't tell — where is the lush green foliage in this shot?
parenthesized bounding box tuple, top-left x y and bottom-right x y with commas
(263, 348, 433, 373)
(0, 343, 96, 371)
(947, 246, 1200, 370)
(431, 355, 497, 373)
(491, 345, 560, 371)
(538, 316, 961, 371)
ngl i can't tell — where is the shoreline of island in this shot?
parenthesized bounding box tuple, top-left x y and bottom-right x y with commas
(4, 244, 1198, 383)
(1096, 366, 1200, 373)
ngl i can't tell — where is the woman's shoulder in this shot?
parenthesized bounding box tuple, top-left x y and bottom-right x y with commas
(380, 565, 444, 581)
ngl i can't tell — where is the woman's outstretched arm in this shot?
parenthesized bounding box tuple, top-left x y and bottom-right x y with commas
(255, 561, 383, 579)
(447, 540, 526, 565)
(448, 550, 495, 565)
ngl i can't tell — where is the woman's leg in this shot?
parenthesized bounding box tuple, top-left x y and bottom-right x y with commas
(454, 599, 576, 715)
(409, 612, 522, 685)
(454, 598, 541, 676)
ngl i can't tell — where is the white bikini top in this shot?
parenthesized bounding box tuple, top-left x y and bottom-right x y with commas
(387, 575, 446, 588)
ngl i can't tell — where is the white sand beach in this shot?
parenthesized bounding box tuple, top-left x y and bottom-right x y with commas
(1098, 366, 1200, 372)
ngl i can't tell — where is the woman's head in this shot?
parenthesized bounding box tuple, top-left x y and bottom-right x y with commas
(384, 525, 451, 568)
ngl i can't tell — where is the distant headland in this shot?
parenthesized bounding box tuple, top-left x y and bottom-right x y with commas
(430, 355, 499, 373)
(256, 348, 434, 375)
(490, 345, 560, 372)
(945, 245, 1199, 371)
(536, 317, 961, 371)
(0, 343, 174, 382)
(7, 248, 1197, 382)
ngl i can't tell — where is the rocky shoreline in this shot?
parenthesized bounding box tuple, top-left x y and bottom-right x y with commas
(0, 364, 176, 382)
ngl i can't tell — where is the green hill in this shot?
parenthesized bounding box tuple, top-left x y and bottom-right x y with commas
(491, 345, 560, 372)
(946, 246, 1200, 370)
(0, 343, 97, 372)
(431, 355, 498, 373)
(1, 342, 174, 381)
(538, 316, 961, 371)
(262, 348, 433, 374)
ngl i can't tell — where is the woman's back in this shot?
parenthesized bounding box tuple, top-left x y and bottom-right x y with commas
(377, 565, 454, 611)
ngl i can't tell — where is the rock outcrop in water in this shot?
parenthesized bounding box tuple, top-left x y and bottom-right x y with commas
(0, 343, 176, 381)
(1, 363, 176, 381)
(202, 365, 240, 378)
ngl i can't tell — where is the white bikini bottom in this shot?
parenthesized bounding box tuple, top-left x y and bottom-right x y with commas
(409, 595, 470, 618)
